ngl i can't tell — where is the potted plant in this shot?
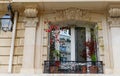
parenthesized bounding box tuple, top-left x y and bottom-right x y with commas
(84, 39, 98, 73)
(81, 65, 87, 73)
(49, 50, 61, 73)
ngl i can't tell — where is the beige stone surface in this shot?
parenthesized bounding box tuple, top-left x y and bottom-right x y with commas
(0, 47, 10, 55)
(20, 38, 24, 46)
(43, 39, 48, 46)
(18, 17, 25, 23)
(0, 31, 12, 38)
(0, 56, 9, 64)
(17, 23, 25, 30)
(11, 18, 24, 73)
(15, 39, 20, 46)
(0, 65, 8, 73)
(15, 38, 24, 46)
(43, 32, 48, 38)
(14, 47, 23, 55)
(0, 39, 11, 47)
(21, 9, 38, 72)
(0, 56, 19, 65)
(13, 56, 18, 64)
(17, 56, 23, 64)
(100, 56, 105, 63)
(13, 0, 120, 2)
(12, 65, 22, 73)
(16, 30, 25, 38)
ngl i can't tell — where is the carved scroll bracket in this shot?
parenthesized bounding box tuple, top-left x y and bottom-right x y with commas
(24, 7, 39, 28)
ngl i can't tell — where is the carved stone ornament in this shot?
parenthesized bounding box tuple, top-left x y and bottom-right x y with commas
(45, 7, 90, 22)
(24, 8, 38, 18)
(55, 7, 87, 19)
(24, 18, 38, 27)
(109, 8, 120, 18)
(108, 17, 120, 27)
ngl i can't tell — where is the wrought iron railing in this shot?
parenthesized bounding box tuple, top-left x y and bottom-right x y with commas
(44, 61, 103, 74)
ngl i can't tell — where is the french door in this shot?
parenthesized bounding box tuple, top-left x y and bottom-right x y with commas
(49, 25, 98, 61)
(74, 26, 98, 61)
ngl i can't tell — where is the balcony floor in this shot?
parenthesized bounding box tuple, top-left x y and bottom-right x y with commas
(0, 74, 119, 76)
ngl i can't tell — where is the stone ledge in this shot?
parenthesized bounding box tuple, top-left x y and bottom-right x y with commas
(0, 74, 118, 76)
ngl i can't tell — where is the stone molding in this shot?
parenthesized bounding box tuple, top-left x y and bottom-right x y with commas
(24, 18, 38, 28)
(44, 7, 91, 22)
(55, 7, 88, 20)
(24, 8, 38, 18)
(108, 17, 120, 27)
(109, 8, 120, 18)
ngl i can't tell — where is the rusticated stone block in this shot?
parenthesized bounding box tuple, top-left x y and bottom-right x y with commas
(0, 39, 11, 47)
(0, 31, 12, 38)
(13, 56, 18, 64)
(0, 56, 9, 64)
(16, 30, 25, 38)
(17, 56, 23, 64)
(17, 23, 25, 30)
(0, 65, 8, 73)
(15, 38, 24, 46)
(14, 47, 23, 55)
(12, 65, 22, 73)
(0, 47, 10, 55)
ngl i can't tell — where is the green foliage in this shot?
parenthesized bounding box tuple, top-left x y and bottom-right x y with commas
(51, 50, 61, 59)
(91, 54, 97, 61)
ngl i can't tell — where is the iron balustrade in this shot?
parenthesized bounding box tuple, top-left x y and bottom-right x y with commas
(44, 61, 103, 74)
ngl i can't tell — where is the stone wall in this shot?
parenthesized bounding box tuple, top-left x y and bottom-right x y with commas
(0, 15, 25, 73)
(0, 10, 111, 74)
(12, 16, 25, 73)
(0, 30, 12, 73)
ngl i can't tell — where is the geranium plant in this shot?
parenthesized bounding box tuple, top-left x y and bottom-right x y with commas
(44, 20, 69, 61)
(84, 39, 97, 61)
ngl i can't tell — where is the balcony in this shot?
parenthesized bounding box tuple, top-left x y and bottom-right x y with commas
(44, 61, 103, 74)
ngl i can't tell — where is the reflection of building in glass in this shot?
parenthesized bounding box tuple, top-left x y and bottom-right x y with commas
(59, 30, 71, 61)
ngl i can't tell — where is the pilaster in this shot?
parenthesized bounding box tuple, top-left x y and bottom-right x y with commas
(108, 17, 120, 74)
(21, 7, 38, 73)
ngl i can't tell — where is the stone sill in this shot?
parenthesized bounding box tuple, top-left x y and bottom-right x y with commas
(12, 0, 120, 2)
(0, 74, 119, 76)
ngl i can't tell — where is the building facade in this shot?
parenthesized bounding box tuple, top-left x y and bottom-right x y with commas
(0, 0, 120, 75)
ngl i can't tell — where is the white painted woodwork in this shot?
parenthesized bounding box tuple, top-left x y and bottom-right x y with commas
(70, 27, 75, 61)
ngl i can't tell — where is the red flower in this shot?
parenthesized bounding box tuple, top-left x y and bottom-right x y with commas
(55, 26, 59, 30)
(50, 38, 53, 44)
(55, 61, 60, 67)
(84, 40, 96, 57)
(45, 29, 51, 32)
